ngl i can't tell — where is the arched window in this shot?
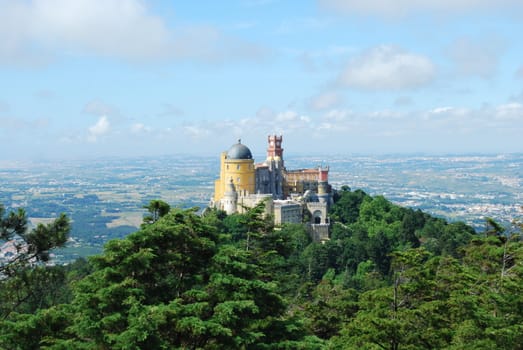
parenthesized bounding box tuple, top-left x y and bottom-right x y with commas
(312, 210, 322, 224)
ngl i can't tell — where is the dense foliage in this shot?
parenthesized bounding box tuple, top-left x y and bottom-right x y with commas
(1, 191, 522, 349)
(1, 205, 71, 320)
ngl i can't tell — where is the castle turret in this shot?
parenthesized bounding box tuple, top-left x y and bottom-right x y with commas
(317, 167, 331, 205)
(214, 140, 255, 203)
(267, 135, 283, 162)
(255, 135, 285, 199)
(223, 179, 238, 214)
(319, 166, 329, 182)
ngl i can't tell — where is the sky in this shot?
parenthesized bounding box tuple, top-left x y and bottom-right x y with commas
(1, 0, 522, 161)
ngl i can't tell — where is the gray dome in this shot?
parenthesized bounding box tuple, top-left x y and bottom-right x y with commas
(227, 140, 253, 160)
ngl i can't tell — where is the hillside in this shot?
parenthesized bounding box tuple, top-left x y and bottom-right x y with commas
(1, 189, 522, 349)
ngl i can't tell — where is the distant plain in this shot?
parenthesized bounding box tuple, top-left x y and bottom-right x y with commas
(1, 153, 521, 262)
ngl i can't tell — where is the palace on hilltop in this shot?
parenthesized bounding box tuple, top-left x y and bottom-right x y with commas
(210, 135, 332, 241)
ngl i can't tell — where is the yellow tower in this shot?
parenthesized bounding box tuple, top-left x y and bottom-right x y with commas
(214, 140, 255, 203)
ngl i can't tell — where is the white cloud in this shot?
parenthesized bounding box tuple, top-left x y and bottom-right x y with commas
(33, 0, 170, 59)
(318, 110, 355, 131)
(338, 45, 436, 90)
(275, 111, 311, 127)
(183, 124, 211, 138)
(447, 37, 504, 79)
(0, 0, 267, 65)
(516, 66, 523, 79)
(0, 0, 169, 64)
(296, 46, 357, 73)
(495, 103, 523, 120)
(96, 102, 522, 155)
(509, 90, 523, 103)
(430, 106, 455, 114)
(83, 100, 120, 117)
(80, 101, 520, 156)
(322, 109, 351, 122)
(416, 104, 523, 136)
(0, 116, 48, 131)
(309, 91, 342, 110)
(367, 109, 405, 120)
(130, 123, 151, 134)
(318, 103, 522, 140)
(276, 110, 299, 122)
(318, 0, 523, 18)
(422, 107, 470, 127)
(88, 115, 110, 142)
(175, 109, 315, 145)
(170, 25, 268, 63)
(158, 104, 184, 118)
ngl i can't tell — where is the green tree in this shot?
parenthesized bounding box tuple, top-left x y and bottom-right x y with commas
(330, 188, 368, 224)
(141, 199, 171, 226)
(1, 205, 70, 274)
(302, 269, 358, 339)
(0, 304, 74, 349)
(0, 205, 70, 319)
(330, 235, 523, 350)
(329, 248, 439, 350)
(400, 208, 424, 248)
(63, 208, 217, 347)
(302, 242, 330, 283)
(238, 201, 274, 252)
(29, 207, 320, 349)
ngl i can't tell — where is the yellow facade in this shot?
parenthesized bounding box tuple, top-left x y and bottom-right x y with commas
(214, 151, 255, 202)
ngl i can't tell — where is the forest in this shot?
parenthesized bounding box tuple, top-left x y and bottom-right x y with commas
(1, 187, 522, 349)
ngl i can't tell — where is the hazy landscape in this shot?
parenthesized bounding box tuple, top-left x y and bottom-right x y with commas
(1, 153, 521, 263)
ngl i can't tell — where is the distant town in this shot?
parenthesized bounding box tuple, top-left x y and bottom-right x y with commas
(1, 153, 521, 263)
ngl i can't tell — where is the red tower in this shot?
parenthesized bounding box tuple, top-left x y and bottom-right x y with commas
(267, 135, 283, 159)
(319, 167, 329, 182)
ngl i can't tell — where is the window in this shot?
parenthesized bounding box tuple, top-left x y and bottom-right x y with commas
(237, 165, 241, 170)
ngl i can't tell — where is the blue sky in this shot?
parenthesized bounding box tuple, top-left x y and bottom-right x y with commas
(1, 0, 522, 161)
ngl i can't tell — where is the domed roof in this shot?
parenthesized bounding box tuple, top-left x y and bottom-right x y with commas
(227, 140, 253, 160)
